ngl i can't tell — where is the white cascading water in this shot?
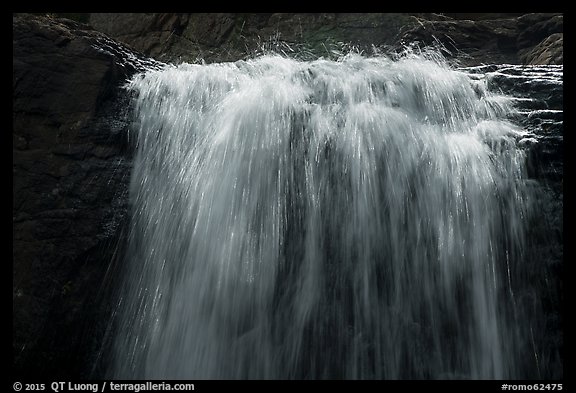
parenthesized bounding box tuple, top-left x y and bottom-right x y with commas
(112, 52, 539, 379)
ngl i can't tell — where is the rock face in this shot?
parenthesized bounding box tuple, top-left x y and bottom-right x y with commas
(13, 14, 153, 378)
(88, 13, 563, 66)
(88, 13, 420, 63)
(519, 33, 563, 65)
(398, 13, 563, 66)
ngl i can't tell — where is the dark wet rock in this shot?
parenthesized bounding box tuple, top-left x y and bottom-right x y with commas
(12, 14, 151, 378)
(398, 13, 562, 66)
(519, 33, 563, 65)
(88, 13, 563, 66)
(516, 14, 563, 50)
(89, 13, 420, 63)
(476, 64, 563, 184)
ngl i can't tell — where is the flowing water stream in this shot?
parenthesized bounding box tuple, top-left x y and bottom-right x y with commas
(110, 53, 562, 379)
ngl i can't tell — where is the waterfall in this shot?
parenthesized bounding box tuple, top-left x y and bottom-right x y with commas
(111, 52, 549, 379)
